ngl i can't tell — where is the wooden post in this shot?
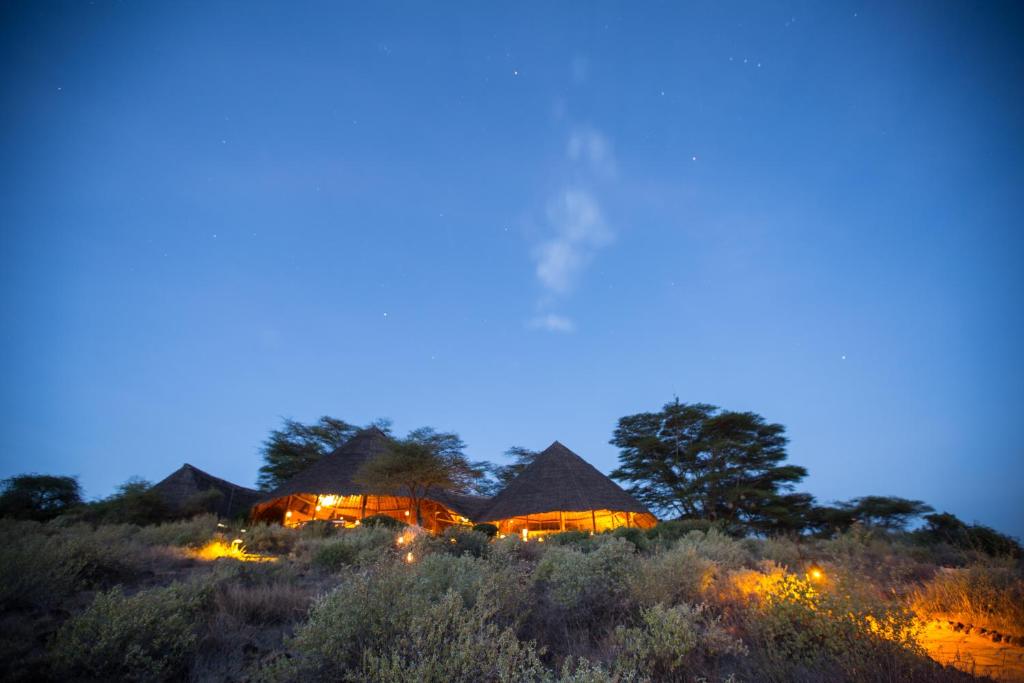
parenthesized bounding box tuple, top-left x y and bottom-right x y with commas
(559, 511, 565, 532)
(360, 495, 367, 520)
(627, 511, 633, 528)
(591, 509, 598, 532)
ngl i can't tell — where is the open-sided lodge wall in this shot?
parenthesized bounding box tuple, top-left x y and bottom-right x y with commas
(251, 493, 472, 534)
(492, 508, 658, 536)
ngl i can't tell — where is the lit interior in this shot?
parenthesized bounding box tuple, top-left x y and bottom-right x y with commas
(491, 509, 658, 535)
(252, 493, 472, 534)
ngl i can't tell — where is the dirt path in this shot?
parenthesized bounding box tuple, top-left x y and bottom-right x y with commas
(920, 620, 1024, 681)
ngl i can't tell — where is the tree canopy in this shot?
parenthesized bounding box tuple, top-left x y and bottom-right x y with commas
(609, 400, 809, 534)
(354, 427, 483, 526)
(257, 416, 369, 490)
(0, 474, 82, 521)
(478, 446, 539, 496)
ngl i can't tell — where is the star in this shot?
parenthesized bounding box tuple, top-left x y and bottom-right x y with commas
(841, 355, 847, 360)
(512, 69, 519, 76)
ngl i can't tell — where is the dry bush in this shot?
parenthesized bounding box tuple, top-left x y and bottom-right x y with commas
(911, 562, 1024, 634)
(359, 591, 549, 682)
(731, 566, 937, 682)
(612, 603, 746, 682)
(243, 522, 297, 554)
(132, 513, 221, 547)
(675, 529, 753, 570)
(0, 520, 158, 609)
(303, 525, 397, 571)
(49, 582, 208, 681)
(630, 544, 715, 608)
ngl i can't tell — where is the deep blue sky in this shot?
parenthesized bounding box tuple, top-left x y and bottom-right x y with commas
(1, 2, 1021, 535)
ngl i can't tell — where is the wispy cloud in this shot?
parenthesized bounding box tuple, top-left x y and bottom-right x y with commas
(527, 126, 617, 333)
(534, 189, 612, 294)
(529, 313, 576, 333)
(566, 127, 616, 178)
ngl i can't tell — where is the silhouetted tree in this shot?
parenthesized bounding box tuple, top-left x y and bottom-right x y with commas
(610, 399, 809, 534)
(355, 427, 482, 526)
(843, 495, 933, 530)
(257, 416, 365, 490)
(478, 446, 540, 496)
(0, 474, 82, 521)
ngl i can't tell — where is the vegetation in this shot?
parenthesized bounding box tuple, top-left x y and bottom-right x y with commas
(610, 400, 811, 534)
(0, 474, 83, 521)
(257, 416, 365, 490)
(354, 428, 483, 526)
(0, 512, 1020, 682)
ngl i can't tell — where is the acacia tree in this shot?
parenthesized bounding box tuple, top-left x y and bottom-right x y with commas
(478, 446, 539, 496)
(0, 474, 82, 521)
(354, 427, 482, 526)
(610, 399, 810, 533)
(257, 416, 369, 490)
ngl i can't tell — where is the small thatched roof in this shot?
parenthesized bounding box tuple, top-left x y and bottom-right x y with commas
(478, 441, 653, 522)
(151, 463, 261, 519)
(255, 427, 490, 520)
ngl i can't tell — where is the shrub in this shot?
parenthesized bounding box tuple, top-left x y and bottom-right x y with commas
(359, 592, 549, 682)
(296, 519, 340, 538)
(737, 567, 927, 681)
(308, 526, 396, 571)
(472, 522, 498, 537)
(630, 545, 715, 607)
(442, 526, 491, 558)
(242, 522, 296, 554)
(412, 553, 487, 607)
(274, 564, 426, 677)
(912, 563, 1024, 634)
(361, 513, 407, 529)
(134, 514, 220, 547)
(610, 526, 649, 551)
(545, 530, 593, 547)
(613, 603, 746, 681)
(49, 582, 207, 681)
(675, 529, 752, 569)
(645, 518, 715, 543)
(0, 521, 151, 609)
(532, 536, 637, 643)
(755, 536, 804, 569)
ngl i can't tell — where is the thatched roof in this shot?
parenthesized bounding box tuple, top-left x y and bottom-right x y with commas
(256, 427, 490, 520)
(478, 441, 653, 522)
(257, 427, 392, 501)
(151, 463, 261, 519)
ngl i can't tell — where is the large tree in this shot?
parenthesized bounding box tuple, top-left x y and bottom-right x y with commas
(354, 427, 483, 526)
(257, 416, 367, 490)
(0, 474, 82, 521)
(610, 400, 809, 533)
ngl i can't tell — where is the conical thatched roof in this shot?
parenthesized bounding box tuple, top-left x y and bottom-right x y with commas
(151, 463, 261, 519)
(257, 427, 392, 501)
(255, 427, 489, 520)
(479, 441, 653, 522)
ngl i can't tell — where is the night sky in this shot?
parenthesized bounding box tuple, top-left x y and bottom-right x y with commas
(1, 2, 1021, 535)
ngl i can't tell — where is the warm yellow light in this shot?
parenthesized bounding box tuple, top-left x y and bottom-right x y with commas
(405, 551, 415, 563)
(808, 567, 825, 582)
(354, 520, 361, 526)
(522, 528, 529, 542)
(538, 537, 545, 543)
(404, 510, 410, 517)
(285, 510, 293, 518)
(319, 495, 338, 507)
(450, 538, 457, 544)
(315, 505, 322, 511)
